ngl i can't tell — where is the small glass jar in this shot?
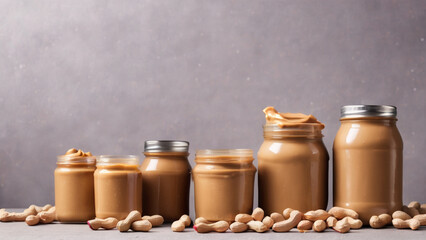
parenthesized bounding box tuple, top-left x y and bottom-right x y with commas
(193, 149, 256, 222)
(55, 154, 96, 222)
(258, 123, 329, 214)
(333, 105, 403, 224)
(141, 140, 191, 222)
(94, 155, 142, 220)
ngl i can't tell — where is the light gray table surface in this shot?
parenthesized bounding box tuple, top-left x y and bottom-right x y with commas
(0, 209, 425, 240)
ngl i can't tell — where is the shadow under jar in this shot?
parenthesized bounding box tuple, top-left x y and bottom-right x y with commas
(55, 154, 96, 222)
(333, 105, 403, 224)
(193, 149, 256, 222)
(141, 140, 191, 222)
(258, 123, 329, 214)
(94, 155, 142, 220)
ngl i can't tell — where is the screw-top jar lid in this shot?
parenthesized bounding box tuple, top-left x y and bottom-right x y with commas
(341, 105, 397, 118)
(144, 140, 189, 153)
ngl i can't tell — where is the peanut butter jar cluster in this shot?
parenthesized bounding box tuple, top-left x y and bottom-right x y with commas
(1, 105, 425, 234)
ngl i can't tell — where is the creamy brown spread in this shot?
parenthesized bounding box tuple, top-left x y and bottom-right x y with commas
(263, 106, 324, 129)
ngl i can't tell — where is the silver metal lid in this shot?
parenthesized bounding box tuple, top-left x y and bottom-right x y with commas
(144, 140, 189, 153)
(341, 105, 397, 118)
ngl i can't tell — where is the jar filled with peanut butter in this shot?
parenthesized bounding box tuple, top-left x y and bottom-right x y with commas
(333, 105, 403, 224)
(258, 107, 329, 214)
(193, 149, 256, 222)
(141, 140, 191, 222)
(94, 155, 142, 220)
(55, 148, 96, 222)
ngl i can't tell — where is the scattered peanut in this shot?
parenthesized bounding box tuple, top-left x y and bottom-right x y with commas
(116, 211, 142, 232)
(230, 221, 248, 233)
(32, 204, 53, 213)
(392, 218, 420, 230)
(369, 214, 391, 228)
(252, 208, 264, 221)
(342, 216, 362, 229)
(25, 215, 40, 226)
(142, 215, 164, 227)
(333, 218, 351, 233)
(171, 214, 191, 232)
(402, 205, 419, 217)
(262, 216, 274, 229)
(304, 209, 330, 221)
(420, 204, 426, 214)
(270, 212, 284, 223)
(283, 208, 295, 219)
(0, 205, 37, 222)
(312, 220, 326, 232)
(413, 214, 426, 225)
(392, 210, 411, 220)
(131, 219, 152, 232)
(408, 201, 421, 210)
(247, 220, 268, 233)
(25, 207, 56, 226)
(328, 207, 359, 220)
(272, 210, 302, 232)
(235, 213, 253, 223)
(193, 220, 229, 233)
(88, 218, 118, 230)
(297, 220, 313, 232)
(326, 216, 337, 227)
(194, 217, 213, 225)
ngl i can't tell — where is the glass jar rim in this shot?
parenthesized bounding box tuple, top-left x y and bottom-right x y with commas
(97, 155, 139, 166)
(196, 149, 253, 157)
(57, 155, 96, 164)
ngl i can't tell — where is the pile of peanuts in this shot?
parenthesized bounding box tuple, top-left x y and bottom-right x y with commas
(0, 204, 56, 226)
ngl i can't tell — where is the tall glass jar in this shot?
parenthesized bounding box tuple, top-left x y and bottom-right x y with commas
(193, 149, 256, 222)
(55, 151, 96, 222)
(94, 155, 142, 220)
(258, 123, 329, 214)
(333, 105, 403, 224)
(141, 140, 191, 222)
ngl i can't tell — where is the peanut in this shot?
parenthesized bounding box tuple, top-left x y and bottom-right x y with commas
(328, 207, 359, 220)
(194, 217, 213, 225)
(272, 210, 302, 232)
(312, 220, 326, 232)
(392, 210, 411, 220)
(142, 215, 164, 226)
(32, 204, 53, 214)
(230, 221, 248, 233)
(283, 208, 295, 219)
(270, 212, 284, 223)
(297, 220, 313, 232)
(402, 205, 419, 217)
(421, 203, 426, 214)
(413, 214, 426, 225)
(25, 207, 56, 226)
(87, 218, 118, 230)
(408, 201, 421, 210)
(247, 220, 268, 233)
(252, 208, 264, 221)
(131, 219, 152, 232)
(392, 218, 420, 230)
(304, 209, 330, 221)
(25, 215, 40, 226)
(326, 216, 337, 227)
(235, 213, 253, 223)
(171, 215, 191, 232)
(369, 214, 391, 228)
(333, 218, 351, 233)
(262, 216, 274, 229)
(116, 210, 142, 232)
(342, 216, 362, 229)
(0, 205, 37, 222)
(193, 220, 229, 233)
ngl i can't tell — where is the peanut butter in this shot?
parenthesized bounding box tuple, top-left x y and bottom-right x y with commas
(94, 155, 142, 220)
(258, 107, 329, 214)
(193, 149, 256, 222)
(333, 105, 403, 224)
(141, 140, 191, 222)
(54, 148, 96, 222)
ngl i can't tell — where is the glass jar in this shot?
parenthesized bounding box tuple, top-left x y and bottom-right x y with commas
(258, 123, 329, 214)
(141, 140, 191, 222)
(94, 155, 142, 220)
(55, 154, 96, 222)
(333, 105, 403, 224)
(192, 149, 256, 222)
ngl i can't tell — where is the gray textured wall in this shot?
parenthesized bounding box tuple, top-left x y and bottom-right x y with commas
(1, 0, 425, 216)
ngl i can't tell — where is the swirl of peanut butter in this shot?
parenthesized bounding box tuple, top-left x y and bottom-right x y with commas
(65, 148, 92, 157)
(263, 106, 325, 129)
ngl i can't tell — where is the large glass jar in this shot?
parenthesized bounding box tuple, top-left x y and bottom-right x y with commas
(94, 155, 142, 220)
(193, 149, 256, 222)
(333, 105, 403, 224)
(55, 150, 96, 222)
(141, 140, 191, 222)
(258, 123, 329, 214)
